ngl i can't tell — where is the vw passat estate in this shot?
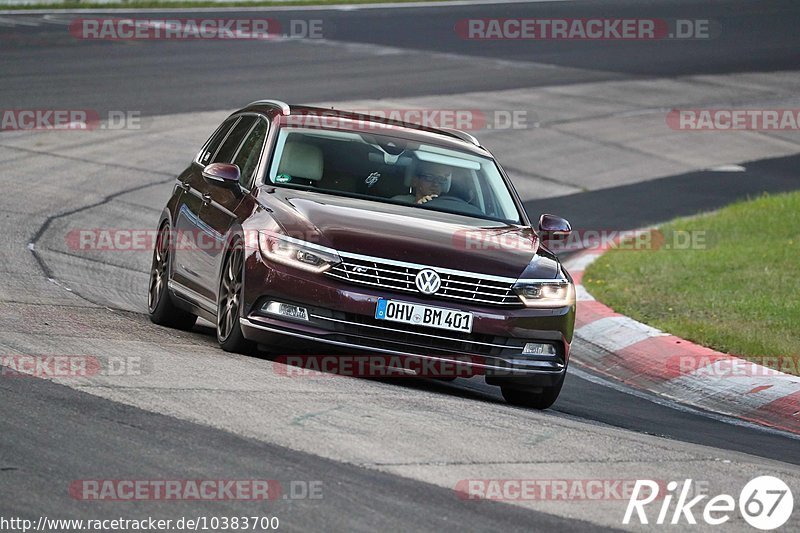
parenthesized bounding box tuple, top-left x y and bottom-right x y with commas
(148, 100, 576, 408)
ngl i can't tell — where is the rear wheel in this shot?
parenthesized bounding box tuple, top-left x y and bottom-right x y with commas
(500, 374, 565, 410)
(148, 224, 197, 330)
(217, 240, 252, 354)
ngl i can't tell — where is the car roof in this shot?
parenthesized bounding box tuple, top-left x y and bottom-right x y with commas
(239, 100, 490, 157)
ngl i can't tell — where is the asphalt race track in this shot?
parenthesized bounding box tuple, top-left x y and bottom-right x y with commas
(1, 0, 800, 531)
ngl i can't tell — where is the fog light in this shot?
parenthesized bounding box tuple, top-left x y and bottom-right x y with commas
(262, 301, 309, 321)
(522, 343, 557, 356)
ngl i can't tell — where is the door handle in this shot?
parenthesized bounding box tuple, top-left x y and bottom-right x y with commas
(202, 193, 212, 206)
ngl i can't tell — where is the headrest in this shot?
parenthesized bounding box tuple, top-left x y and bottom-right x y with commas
(404, 160, 451, 193)
(277, 142, 324, 181)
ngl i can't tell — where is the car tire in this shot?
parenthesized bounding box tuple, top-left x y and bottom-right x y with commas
(216, 239, 253, 354)
(148, 224, 197, 330)
(500, 374, 565, 410)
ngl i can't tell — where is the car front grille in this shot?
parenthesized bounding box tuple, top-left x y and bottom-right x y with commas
(325, 252, 521, 307)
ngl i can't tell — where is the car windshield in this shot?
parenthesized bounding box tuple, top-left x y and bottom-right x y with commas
(266, 127, 522, 224)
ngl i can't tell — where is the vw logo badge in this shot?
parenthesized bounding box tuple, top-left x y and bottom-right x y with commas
(415, 269, 441, 295)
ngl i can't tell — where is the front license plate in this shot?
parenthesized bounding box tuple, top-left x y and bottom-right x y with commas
(375, 299, 473, 333)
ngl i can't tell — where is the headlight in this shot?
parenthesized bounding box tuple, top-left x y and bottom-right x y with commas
(513, 280, 575, 308)
(258, 232, 340, 273)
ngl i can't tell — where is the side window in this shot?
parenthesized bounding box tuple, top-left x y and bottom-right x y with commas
(199, 117, 237, 165)
(213, 116, 257, 164)
(232, 118, 269, 189)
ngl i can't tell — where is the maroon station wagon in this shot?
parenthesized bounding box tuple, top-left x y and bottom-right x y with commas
(148, 100, 576, 408)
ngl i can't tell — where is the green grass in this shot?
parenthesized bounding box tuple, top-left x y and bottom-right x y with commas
(2, 0, 446, 10)
(583, 191, 800, 375)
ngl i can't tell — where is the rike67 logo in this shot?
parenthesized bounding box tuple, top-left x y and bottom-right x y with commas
(624, 477, 793, 530)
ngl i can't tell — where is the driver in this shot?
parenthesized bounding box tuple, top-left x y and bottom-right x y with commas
(392, 162, 451, 205)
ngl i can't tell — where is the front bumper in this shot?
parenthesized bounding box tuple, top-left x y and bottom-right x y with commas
(240, 251, 574, 386)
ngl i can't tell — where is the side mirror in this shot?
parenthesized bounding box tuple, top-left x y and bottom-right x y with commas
(538, 213, 571, 237)
(202, 163, 240, 186)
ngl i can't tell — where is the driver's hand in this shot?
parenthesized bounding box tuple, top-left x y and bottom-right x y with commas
(417, 194, 439, 204)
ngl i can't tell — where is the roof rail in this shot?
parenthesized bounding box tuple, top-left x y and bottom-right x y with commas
(438, 128, 481, 147)
(246, 99, 290, 116)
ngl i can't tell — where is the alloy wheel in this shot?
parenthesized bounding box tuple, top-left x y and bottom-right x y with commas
(218, 245, 243, 342)
(148, 227, 170, 312)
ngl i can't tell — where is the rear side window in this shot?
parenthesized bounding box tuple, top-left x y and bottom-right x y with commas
(199, 117, 237, 165)
(213, 116, 257, 164)
(233, 118, 269, 189)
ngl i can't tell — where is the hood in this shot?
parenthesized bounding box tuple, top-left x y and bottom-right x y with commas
(261, 188, 560, 279)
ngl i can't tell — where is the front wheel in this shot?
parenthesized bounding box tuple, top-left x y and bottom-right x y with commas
(500, 374, 565, 410)
(216, 240, 253, 354)
(148, 224, 197, 330)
